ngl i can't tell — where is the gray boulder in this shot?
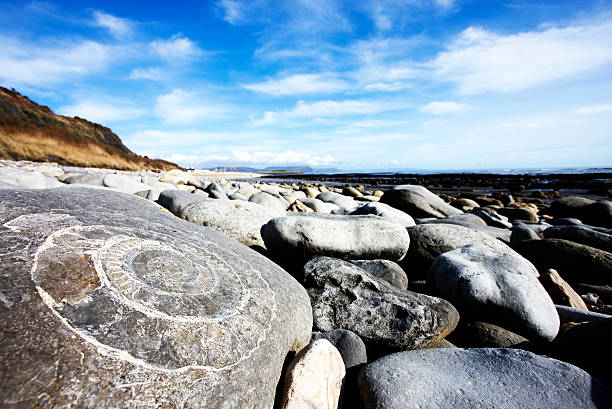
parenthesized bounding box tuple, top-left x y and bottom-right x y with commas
(420, 213, 487, 228)
(157, 189, 207, 214)
(359, 348, 612, 409)
(62, 172, 106, 186)
(428, 243, 559, 341)
(0, 187, 312, 409)
(350, 259, 408, 290)
(511, 224, 541, 246)
(542, 225, 612, 253)
(380, 185, 462, 219)
(473, 207, 513, 228)
(262, 214, 410, 262)
(311, 329, 367, 368)
(304, 257, 459, 351)
(296, 198, 340, 214)
(0, 180, 17, 189)
(349, 202, 415, 227)
(316, 191, 359, 209)
(0, 167, 64, 189)
(548, 196, 612, 228)
(250, 191, 289, 212)
(103, 173, 150, 194)
(179, 199, 285, 247)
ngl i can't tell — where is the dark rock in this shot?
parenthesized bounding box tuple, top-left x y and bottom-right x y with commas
(311, 329, 368, 368)
(548, 196, 612, 228)
(473, 207, 513, 228)
(510, 224, 541, 246)
(446, 321, 531, 349)
(62, 173, 106, 186)
(542, 225, 612, 253)
(514, 239, 612, 285)
(304, 257, 459, 352)
(157, 189, 206, 214)
(358, 348, 612, 409)
(498, 206, 539, 222)
(0, 187, 312, 408)
(350, 259, 408, 290)
(380, 185, 463, 219)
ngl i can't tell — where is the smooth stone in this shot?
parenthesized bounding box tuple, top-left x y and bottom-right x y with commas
(228, 192, 248, 201)
(301, 186, 320, 198)
(311, 329, 367, 368)
(209, 189, 229, 200)
(279, 339, 345, 409)
(205, 181, 229, 195)
(304, 257, 459, 351)
(102, 174, 150, 194)
(342, 186, 363, 197)
(262, 214, 410, 262)
(179, 199, 285, 248)
(549, 217, 584, 226)
(514, 239, 612, 285)
(0, 187, 312, 409)
(0, 180, 17, 189)
(287, 200, 313, 213)
(281, 190, 307, 204)
(234, 182, 259, 199)
(446, 321, 530, 349)
(358, 348, 612, 409)
(421, 213, 487, 228)
(186, 177, 213, 190)
(451, 198, 480, 211)
(140, 176, 176, 192)
(316, 191, 359, 209)
(555, 305, 612, 323)
(380, 185, 463, 219)
(297, 198, 340, 214)
(404, 224, 511, 278)
(350, 259, 408, 290)
(474, 197, 504, 207)
(548, 196, 612, 228)
(355, 195, 380, 202)
(428, 243, 559, 341)
(539, 269, 588, 310)
(542, 225, 612, 253)
(498, 206, 539, 222)
(249, 191, 289, 212)
(157, 189, 207, 214)
(552, 319, 612, 387)
(0, 167, 64, 189)
(349, 202, 416, 227)
(510, 224, 541, 246)
(473, 207, 513, 228)
(62, 172, 106, 186)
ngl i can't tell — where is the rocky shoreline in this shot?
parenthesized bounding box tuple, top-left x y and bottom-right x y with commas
(1, 159, 611, 408)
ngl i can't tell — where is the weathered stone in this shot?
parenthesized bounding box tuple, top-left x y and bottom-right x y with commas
(301, 186, 320, 198)
(540, 269, 588, 310)
(514, 239, 612, 285)
(281, 190, 307, 204)
(228, 192, 248, 201)
(249, 191, 288, 212)
(446, 321, 531, 348)
(428, 243, 559, 341)
(103, 173, 150, 194)
(473, 207, 513, 228)
(62, 172, 106, 186)
(0, 167, 64, 189)
(0, 180, 17, 189)
(404, 224, 510, 278)
(349, 202, 416, 227)
(287, 200, 313, 213)
(420, 213, 487, 229)
(0, 187, 312, 408)
(304, 257, 459, 351)
(157, 189, 206, 214)
(548, 196, 612, 228)
(280, 339, 345, 409)
(511, 223, 541, 246)
(350, 259, 408, 290)
(380, 185, 463, 219)
(342, 186, 363, 197)
(450, 198, 480, 211)
(311, 329, 367, 368)
(498, 206, 539, 222)
(542, 225, 612, 253)
(208, 189, 229, 199)
(262, 214, 410, 262)
(316, 191, 359, 209)
(297, 198, 340, 214)
(179, 199, 285, 248)
(359, 348, 612, 409)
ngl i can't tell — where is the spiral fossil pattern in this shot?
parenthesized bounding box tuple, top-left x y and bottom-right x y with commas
(31, 223, 278, 371)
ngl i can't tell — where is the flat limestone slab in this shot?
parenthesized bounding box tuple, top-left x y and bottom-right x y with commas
(0, 187, 312, 408)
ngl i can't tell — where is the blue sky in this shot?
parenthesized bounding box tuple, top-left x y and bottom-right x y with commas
(1, 0, 611, 170)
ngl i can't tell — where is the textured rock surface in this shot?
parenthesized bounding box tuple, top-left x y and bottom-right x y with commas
(304, 257, 459, 351)
(446, 321, 531, 349)
(0, 167, 64, 189)
(428, 243, 559, 341)
(359, 348, 612, 409)
(548, 196, 612, 228)
(62, 172, 106, 186)
(297, 198, 339, 213)
(280, 339, 345, 409)
(262, 214, 410, 261)
(511, 224, 541, 245)
(380, 185, 462, 219)
(312, 329, 367, 368)
(515, 238, 612, 285)
(249, 191, 289, 212)
(179, 199, 285, 247)
(473, 207, 513, 228)
(157, 189, 207, 214)
(539, 269, 588, 310)
(349, 202, 416, 227)
(542, 225, 612, 252)
(0, 187, 312, 408)
(350, 259, 408, 290)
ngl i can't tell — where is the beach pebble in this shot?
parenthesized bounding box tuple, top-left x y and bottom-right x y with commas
(316, 191, 359, 209)
(539, 269, 588, 310)
(498, 206, 539, 222)
(301, 186, 320, 198)
(542, 225, 612, 252)
(511, 224, 541, 245)
(446, 321, 530, 349)
(297, 197, 340, 213)
(304, 257, 459, 351)
(103, 173, 150, 194)
(380, 184, 463, 219)
(250, 191, 289, 212)
(473, 207, 513, 228)
(262, 214, 410, 262)
(157, 189, 207, 214)
(358, 348, 612, 409)
(311, 329, 367, 368)
(287, 200, 313, 213)
(350, 259, 408, 290)
(428, 243, 559, 341)
(179, 199, 285, 248)
(228, 192, 248, 201)
(548, 196, 612, 228)
(0, 167, 64, 189)
(349, 202, 416, 227)
(62, 172, 106, 186)
(419, 213, 487, 228)
(342, 186, 363, 197)
(279, 339, 345, 409)
(0, 187, 312, 409)
(450, 198, 480, 211)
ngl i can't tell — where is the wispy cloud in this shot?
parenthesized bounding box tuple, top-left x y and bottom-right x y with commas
(58, 99, 144, 122)
(430, 21, 612, 94)
(150, 34, 203, 60)
(92, 11, 133, 37)
(421, 101, 468, 114)
(154, 89, 229, 124)
(574, 104, 612, 115)
(128, 67, 164, 81)
(242, 73, 349, 95)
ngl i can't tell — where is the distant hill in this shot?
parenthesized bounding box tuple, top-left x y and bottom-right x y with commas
(0, 86, 180, 171)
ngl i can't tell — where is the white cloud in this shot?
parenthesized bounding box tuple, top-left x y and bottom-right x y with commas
(430, 21, 612, 94)
(154, 89, 229, 124)
(217, 0, 247, 25)
(575, 104, 612, 115)
(151, 34, 202, 60)
(364, 82, 411, 91)
(0, 35, 115, 86)
(434, 0, 454, 10)
(93, 11, 132, 37)
(421, 101, 468, 114)
(242, 74, 349, 96)
(229, 150, 335, 166)
(58, 100, 144, 123)
(252, 99, 393, 125)
(129, 67, 164, 81)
